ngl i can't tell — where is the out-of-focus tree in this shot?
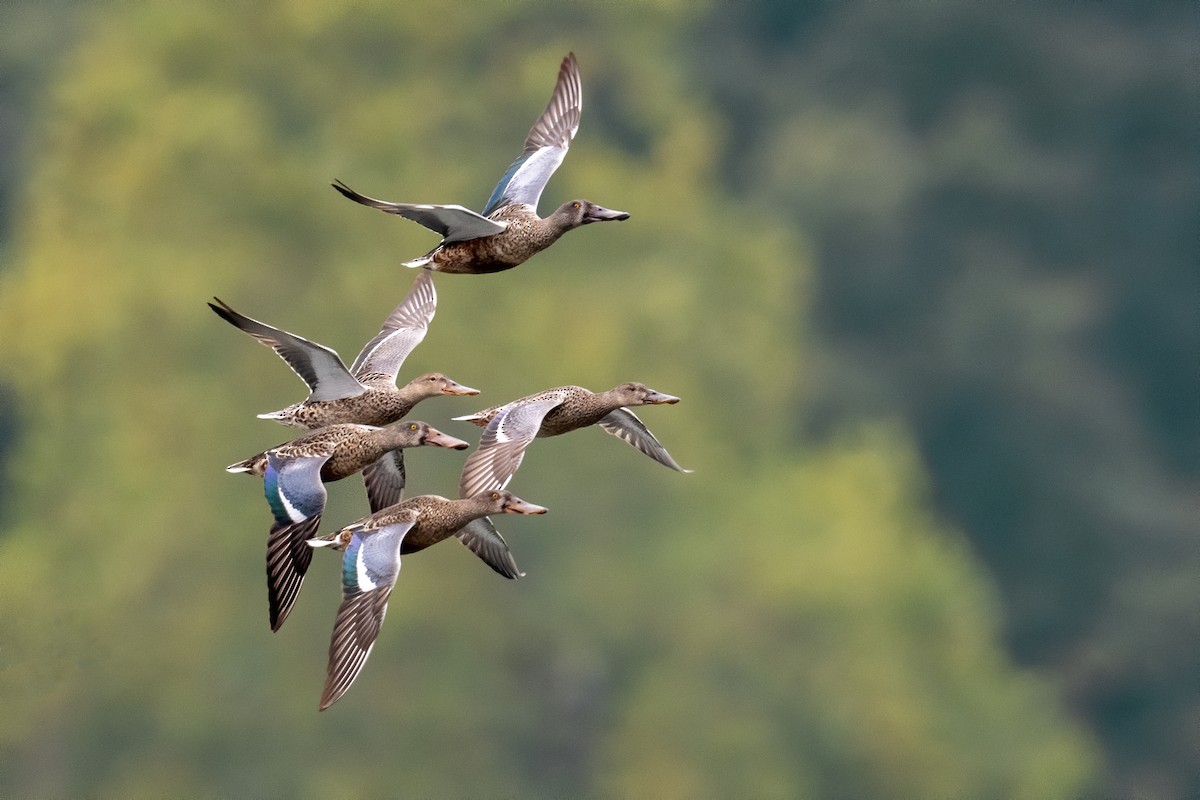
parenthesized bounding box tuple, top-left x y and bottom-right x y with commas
(0, 0, 1101, 797)
(9, 0, 1185, 796)
(691, 2, 1197, 795)
(0, 0, 88, 525)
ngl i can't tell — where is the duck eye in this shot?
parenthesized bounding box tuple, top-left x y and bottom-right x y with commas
(491, 492, 500, 501)
(410, 423, 418, 431)
(572, 202, 580, 209)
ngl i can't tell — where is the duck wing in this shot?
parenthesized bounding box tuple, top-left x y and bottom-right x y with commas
(209, 298, 365, 402)
(319, 515, 416, 711)
(458, 397, 562, 499)
(455, 517, 524, 579)
(598, 408, 693, 473)
(263, 451, 333, 631)
(350, 271, 437, 382)
(362, 449, 406, 513)
(266, 517, 320, 632)
(482, 52, 581, 216)
(332, 180, 506, 244)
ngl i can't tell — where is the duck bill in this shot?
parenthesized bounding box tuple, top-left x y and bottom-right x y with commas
(584, 204, 630, 223)
(442, 381, 480, 396)
(503, 497, 548, 515)
(424, 428, 471, 450)
(644, 389, 680, 405)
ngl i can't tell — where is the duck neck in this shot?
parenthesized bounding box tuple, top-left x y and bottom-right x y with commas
(426, 496, 493, 533)
(544, 211, 577, 239)
(587, 388, 626, 416)
(452, 496, 494, 522)
(377, 426, 420, 452)
(396, 379, 439, 405)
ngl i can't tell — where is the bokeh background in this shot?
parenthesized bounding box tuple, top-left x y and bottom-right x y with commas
(0, 1, 1194, 797)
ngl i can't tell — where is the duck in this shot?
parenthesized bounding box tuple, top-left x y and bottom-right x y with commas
(313, 489, 546, 711)
(232, 420, 470, 632)
(332, 53, 629, 275)
(308, 401, 553, 576)
(305, 404, 570, 709)
(316, 505, 419, 712)
(209, 271, 478, 428)
(454, 382, 691, 492)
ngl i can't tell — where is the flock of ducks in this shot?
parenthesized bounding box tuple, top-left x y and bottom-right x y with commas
(213, 53, 688, 711)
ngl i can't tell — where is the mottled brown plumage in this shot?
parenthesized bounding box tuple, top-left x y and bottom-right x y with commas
(331, 53, 629, 276)
(407, 201, 627, 275)
(208, 272, 480, 429)
(455, 383, 660, 434)
(262, 372, 478, 429)
(231, 421, 468, 632)
(314, 492, 543, 553)
(454, 382, 691, 474)
(226, 421, 468, 479)
(314, 493, 542, 710)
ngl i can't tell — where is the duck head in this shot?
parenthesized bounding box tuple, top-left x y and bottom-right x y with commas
(408, 372, 481, 398)
(480, 490, 548, 516)
(553, 199, 630, 229)
(392, 421, 470, 450)
(612, 381, 681, 406)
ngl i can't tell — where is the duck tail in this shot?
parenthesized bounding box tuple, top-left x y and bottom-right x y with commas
(307, 532, 346, 550)
(401, 255, 435, 270)
(226, 453, 266, 476)
(306, 537, 337, 548)
(256, 407, 297, 426)
(451, 410, 491, 427)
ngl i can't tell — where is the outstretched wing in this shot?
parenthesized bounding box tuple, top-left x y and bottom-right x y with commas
(362, 450, 406, 513)
(459, 398, 561, 498)
(350, 271, 437, 382)
(319, 518, 415, 711)
(262, 451, 332, 631)
(263, 451, 332, 528)
(209, 298, 365, 402)
(482, 53, 581, 216)
(266, 516, 320, 632)
(456, 517, 524, 579)
(598, 408, 693, 473)
(332, 180, 506, 244)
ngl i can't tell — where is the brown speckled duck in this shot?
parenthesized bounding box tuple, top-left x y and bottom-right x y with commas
(209, 271, 478, 429)
(454, 382, 691, 493)
(309, 393, 720, 709)
(308, 401, 557, 581)
(331, 53, 629, 275)
(310, 489, 546, 711)
(233, 420, 469, 632)
(311, 489, 546, 711)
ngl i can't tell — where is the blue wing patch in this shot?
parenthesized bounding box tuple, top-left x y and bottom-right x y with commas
(264, 452, 330, 526)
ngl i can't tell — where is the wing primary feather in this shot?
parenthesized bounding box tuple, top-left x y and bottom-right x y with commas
(598, 408, 692, 473)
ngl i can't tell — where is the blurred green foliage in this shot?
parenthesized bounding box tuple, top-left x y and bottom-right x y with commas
(0, 0, 1191, 797)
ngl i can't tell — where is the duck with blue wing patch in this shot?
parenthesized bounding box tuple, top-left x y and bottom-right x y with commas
(319, 507, 418, 711)
(307, 407, 554, 705)
(332, 53, 629, 275)
(232, 421, 469, 631)
(311, 403, 557, 584)
(310, 490, 546, 709)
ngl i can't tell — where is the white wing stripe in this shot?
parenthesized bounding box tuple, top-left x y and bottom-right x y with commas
(276, 487, 309, 524)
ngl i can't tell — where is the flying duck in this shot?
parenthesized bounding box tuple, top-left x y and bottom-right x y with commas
(454, 382, 691, 485)
(230, 420, 469, 631)
(209, 271, 478, 428)
(332, 53, 629, 274)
